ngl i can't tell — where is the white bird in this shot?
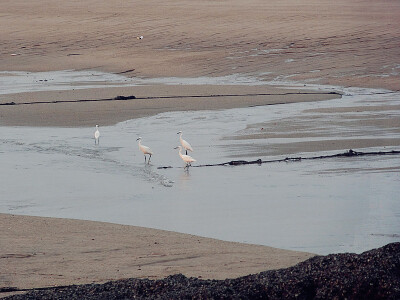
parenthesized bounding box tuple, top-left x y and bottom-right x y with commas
(94, 125, 100, 145)
(175, 146, 196, 169)
(137, 137, 153, 163)
(177, 131, 193, 155)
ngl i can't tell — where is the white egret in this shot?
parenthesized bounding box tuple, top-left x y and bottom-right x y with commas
(137, 137, 153, 163)
(175, 146, 196, 169)
(177, 131, 193, 155)
(94, 125, 100, 145)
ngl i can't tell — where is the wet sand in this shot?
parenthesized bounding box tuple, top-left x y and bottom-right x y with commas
(5, 243, 400, 299)
(1, 0, 399, 90)
(0, 214, 314, 293)
(0, 84, 339, 127)
(225, 100, 400, 157)
(1, 0, 400, 296)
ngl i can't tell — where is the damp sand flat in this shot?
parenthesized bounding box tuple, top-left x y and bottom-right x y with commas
(1, 213, 315, 291)
(1, 0, 399, 91)
(0, 71, 340, 127)
(1, 84, 399, 257)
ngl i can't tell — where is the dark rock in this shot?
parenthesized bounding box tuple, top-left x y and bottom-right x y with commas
(228, 160, 248, 165)
(228, 159, 262, 165)
(114, 95, 136, 100)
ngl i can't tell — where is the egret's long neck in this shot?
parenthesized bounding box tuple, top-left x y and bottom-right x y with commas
(178, 147, 183, 158)
(179, 132, 183, 141)
(138, 140, 141, 146)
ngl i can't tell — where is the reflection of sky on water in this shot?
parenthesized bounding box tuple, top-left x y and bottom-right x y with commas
(1, 80, 399, 255)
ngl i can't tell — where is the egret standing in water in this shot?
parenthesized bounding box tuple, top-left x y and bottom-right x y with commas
(175, 145, 196, 169)
(137, 137, 153, 163)
(94, 125, 100, 145)
(177, 131, 193, 155)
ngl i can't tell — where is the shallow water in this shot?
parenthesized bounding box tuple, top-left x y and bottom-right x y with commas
(0, 70, 265, 96)
(1, 76, 399, 255)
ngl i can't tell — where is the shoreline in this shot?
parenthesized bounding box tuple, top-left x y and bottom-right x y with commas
(0, 213, 315, 294)
(4, 243, 399, 299)
(0, 83, 341, 127)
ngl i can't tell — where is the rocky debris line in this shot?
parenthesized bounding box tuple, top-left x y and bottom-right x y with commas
(0, 95, 137, 106)
(201, 149, 400, 167)
(158, 149, 400, 169)
(4, 243, 400, 299)
(0, 91, 341, 106)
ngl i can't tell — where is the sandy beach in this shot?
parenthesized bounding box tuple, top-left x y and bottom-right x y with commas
(1, 0, 400, 297)
(0, 214, 314, 291)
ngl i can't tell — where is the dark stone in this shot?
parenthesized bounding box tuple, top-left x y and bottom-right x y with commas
(114, 95, 136, 100)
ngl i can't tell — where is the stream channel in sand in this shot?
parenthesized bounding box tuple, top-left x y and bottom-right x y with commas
(0, 71, 399, 255)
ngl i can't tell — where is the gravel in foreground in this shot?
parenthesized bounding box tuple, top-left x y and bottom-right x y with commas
(5, 243, 400, 300)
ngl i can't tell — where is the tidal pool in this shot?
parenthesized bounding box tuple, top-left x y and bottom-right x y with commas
(0, 81, 399, 255)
